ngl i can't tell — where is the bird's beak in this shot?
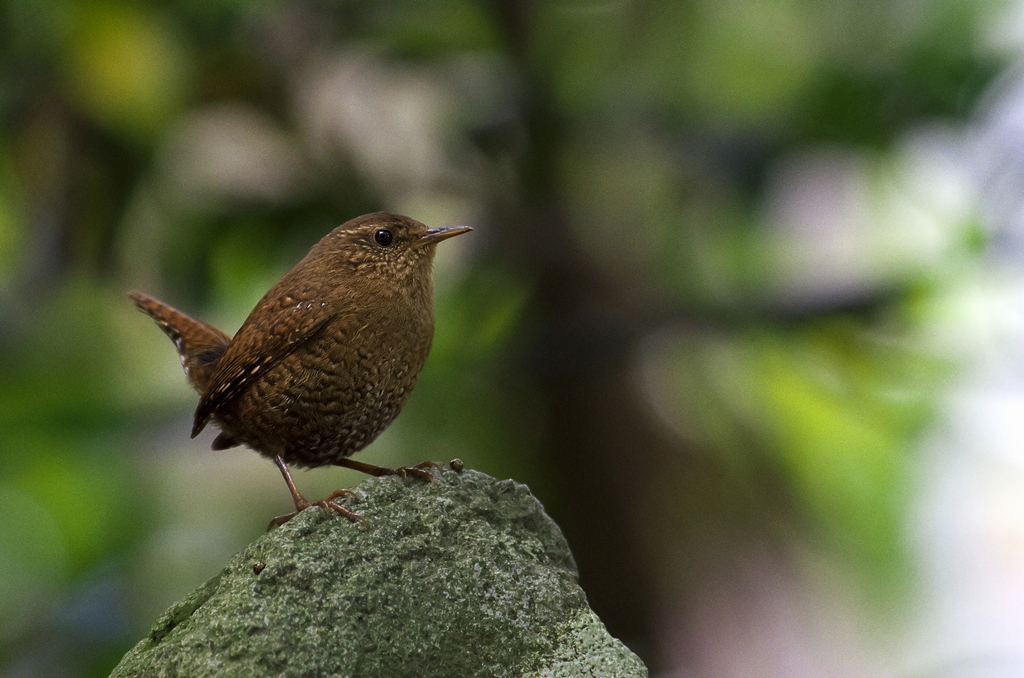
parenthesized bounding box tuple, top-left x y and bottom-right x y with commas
(417, 225, 472, 247)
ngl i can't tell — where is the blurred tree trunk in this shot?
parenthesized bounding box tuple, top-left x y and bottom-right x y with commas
(487, 2, 668, 663)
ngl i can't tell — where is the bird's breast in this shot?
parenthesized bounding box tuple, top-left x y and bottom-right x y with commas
(212, 303, 435, 467)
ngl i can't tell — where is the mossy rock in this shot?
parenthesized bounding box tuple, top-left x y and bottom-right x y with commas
(110, 468, 647, 677)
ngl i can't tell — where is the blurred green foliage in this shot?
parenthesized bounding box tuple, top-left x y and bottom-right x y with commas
(0, 0, 1000, 675)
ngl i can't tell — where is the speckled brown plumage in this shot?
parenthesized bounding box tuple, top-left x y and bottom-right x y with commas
(130, 212, 470, 526)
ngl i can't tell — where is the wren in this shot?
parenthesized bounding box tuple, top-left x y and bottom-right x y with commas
(130, 212, 470, 527)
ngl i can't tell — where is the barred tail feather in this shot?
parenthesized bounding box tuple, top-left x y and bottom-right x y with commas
(129, 291, 232, 394)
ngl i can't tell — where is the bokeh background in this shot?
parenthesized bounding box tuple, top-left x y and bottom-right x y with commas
(4, 0, 1024, 676)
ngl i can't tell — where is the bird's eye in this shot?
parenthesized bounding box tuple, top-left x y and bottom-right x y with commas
(373, 229, 393, 247)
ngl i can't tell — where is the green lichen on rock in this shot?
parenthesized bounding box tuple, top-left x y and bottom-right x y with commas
(109, 468, 647, 677)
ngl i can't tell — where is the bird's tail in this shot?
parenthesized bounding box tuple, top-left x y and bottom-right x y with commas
(129, 291, 232, 394)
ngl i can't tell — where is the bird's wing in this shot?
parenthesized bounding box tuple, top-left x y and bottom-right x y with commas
(191, 285, 342, 437)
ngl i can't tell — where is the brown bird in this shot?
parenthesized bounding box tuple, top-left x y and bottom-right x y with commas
(130, 212, 470, 527)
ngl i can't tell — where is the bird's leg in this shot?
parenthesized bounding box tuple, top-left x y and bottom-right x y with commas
(334, 457, 439, 482)
(268, 455, 362, 529)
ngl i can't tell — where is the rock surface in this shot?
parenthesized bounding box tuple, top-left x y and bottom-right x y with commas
(109, 467, 647, 677)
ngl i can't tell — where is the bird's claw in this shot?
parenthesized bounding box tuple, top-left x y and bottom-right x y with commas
(267, 491, 363, 530)
(395, 460, 440, 482)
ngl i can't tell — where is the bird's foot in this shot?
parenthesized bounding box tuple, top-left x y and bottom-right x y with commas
(394, 460, 441, 481)
(335, 457, 439, 482)
(269, 455, 363, 529)
(267, 489, 363, 530)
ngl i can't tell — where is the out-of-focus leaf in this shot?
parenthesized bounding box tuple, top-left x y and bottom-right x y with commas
(0, 144, 27, 296)
(0, 482, 68, 642)
(642, 320, 947, 571)
(63, 2, 194, 142)
(638, 0, 820, 126)
(371, 0, 499, 55)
